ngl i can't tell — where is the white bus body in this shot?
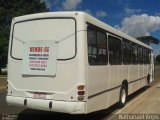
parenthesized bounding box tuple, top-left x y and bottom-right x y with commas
(7, 12, 154, 114)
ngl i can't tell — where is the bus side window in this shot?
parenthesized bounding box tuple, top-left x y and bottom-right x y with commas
(108, 35, 122, 65)
(88, 27, 97, 64)
(126, 41, 131, 64)
(131, 43, 138, 64)
(143, 48, 147, 64)
(122, 40, 126, 64)
(138, 46, 143, 64)
(147, 49, 151, 64)
(87, 26, 107, 65)
(97, 31, 107, 64)
(122, 39, 131, 65)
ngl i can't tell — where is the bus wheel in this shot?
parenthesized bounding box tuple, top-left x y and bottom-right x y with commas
(145, 74, 150, 89)
(148, 74, 151, 83)
(119, 85, 127, 108)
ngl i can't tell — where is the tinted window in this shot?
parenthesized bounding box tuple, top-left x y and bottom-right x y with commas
(108, 35, 122, 65)
(122, 39, 131, 64)
(147, 49, 151, 64)
(138, 46, 143, 64)
(143, 48, 148, 64)
(131, 43, 138, 64)
(12, 18, 76, 60)
(88, 26, 108, 65)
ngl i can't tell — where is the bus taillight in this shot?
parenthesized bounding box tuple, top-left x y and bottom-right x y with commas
(78, 91, 85, 95)
(77, 85, 85, 90)
(77, 85, 85, 101)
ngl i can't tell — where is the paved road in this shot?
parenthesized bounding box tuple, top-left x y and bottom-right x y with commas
(107, 82, 160, 120)
(0, 67, 160, 120)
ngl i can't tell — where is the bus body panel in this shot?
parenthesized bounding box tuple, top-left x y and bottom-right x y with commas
(7, 96, 86, 114)
(87, 66, 109, 113)
(7, 12, 88, 114)
(84, 12, 153, 113)
(7, 17, 80, 99)
(107, 65, 120, 106)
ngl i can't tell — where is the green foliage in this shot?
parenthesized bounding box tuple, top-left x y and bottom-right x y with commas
(137, 36, 160, 45)
(0, 0, 48, 67)
(156, 55, 160, 64)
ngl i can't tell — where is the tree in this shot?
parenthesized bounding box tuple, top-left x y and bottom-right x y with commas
(137, 36, 160, 45)
(156, 55, 160, 64)
(0, 0, 48, 67)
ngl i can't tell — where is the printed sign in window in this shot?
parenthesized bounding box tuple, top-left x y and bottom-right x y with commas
(22, 40, 57, 76)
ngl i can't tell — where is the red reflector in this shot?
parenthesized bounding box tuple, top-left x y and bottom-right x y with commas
(78, 91, 85, 95)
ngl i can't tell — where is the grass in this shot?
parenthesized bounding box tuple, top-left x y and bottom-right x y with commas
(155, 63, 160, 67)
(0, 74, 7, 88)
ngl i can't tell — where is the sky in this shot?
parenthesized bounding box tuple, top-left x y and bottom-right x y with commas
(42, 0, 160, 56)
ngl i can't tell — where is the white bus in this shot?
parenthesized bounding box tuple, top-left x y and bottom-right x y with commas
(7, 12, 154, 114)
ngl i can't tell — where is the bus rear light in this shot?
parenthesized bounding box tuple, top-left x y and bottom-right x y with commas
(78, 91, 85, 95)
(77, 85, 85, 90)
(77, 96, 85, 101)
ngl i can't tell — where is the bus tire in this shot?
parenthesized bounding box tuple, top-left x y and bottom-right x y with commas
(119, 85, 127, 108)
(147, 74, 150, 84)
(145, 74, 150, 89)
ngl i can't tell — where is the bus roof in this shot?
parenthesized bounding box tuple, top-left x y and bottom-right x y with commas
(83, 12, 152, 50)
(13, 11, 152, 50)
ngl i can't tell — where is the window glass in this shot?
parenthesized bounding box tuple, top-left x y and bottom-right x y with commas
(138, 46, 143, 64)
(87, 26, 107, 65)
(12, 19, 76, 60)
(108, 35, 122, 65)
(147, 49, 151, 64)
(143, 48, 148, 64)
(126, 41, 131, 64)
(97, 31, 107, 64)
(132, 43, 138, 64)
(122, 39, 131, 64)
(122, 40, 126, 63)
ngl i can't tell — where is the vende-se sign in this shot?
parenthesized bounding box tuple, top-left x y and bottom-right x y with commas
(30, 47, 49, 52)
(22, 40, 57, 76)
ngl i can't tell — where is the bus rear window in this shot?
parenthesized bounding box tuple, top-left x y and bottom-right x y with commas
(11, 18, 76, 60)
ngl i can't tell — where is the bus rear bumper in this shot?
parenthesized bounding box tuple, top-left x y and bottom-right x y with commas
(6, 96, 86, 114)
